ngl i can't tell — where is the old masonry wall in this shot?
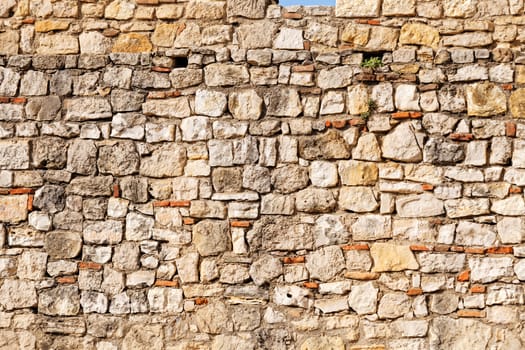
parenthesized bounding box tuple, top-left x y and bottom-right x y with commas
(3, 0, 525, 349)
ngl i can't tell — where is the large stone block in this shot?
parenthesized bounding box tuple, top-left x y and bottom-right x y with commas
(336, 0, 381, 17)
(0, 195, 27, 223)
(0, 141, 29, 170)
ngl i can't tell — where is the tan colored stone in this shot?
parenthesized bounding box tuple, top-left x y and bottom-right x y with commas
(516, 66, 525, 84)
(105, 0, 135, 20)
(382, 0, 416, 16)
(341, 23, 369, 46)
(365, 26, 399, 52)
(443, 0, 477, 17)
(339, 160, 378, 186)
(399, 23, 440, 49)
(186, 0, 225, 20)
(347, 85, 369, 115)
(151, 23, 180, 47)
(0, 195, 27, 223)
(370, 243, 419, 272)
(156, 4, 185, 19)
(336, 0, 381, 17)
(0, 30, 18, 55)
(465, 82, 507, 117)
(35, 20, 70, 33)
(301, 336, 345, 350)
(510, 88, 525, 118)
(112, 33, 153, 53)
(227, 0, 267, 18)
(37, 34, 78, 54)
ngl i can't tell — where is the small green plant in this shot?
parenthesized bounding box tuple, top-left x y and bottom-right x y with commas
(360, 99, 377, 120)
(360, 56, 383, 69)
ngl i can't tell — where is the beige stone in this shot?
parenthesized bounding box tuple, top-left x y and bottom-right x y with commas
(34, 20, 70, 33)
(341, 23, 369, 46)
(370, 243, 419, 272)
(347, 85, 369, 115)
(151, 23, 180, 47)
(112, 33, 153, 53)
(338, 160, 378, 186)
(227, 0, 267, 18)
(186, 0, 225, 20)
(399, 23, 440, 49)
(0, 195, 28, 223)
(37, 34, 78, 55)
(301, 336, 345, 350)
(0, 30, 18, 55)
(465, 82, 507, 116)
(156, 4, 185, 19)
(443, 0, 477, 17)
(365, 26, 399, 52)
(105, 0, 135, 20)
(336, 0, 381, 17)
(510, 88, 525, 118)
(382, 0, 416, 16)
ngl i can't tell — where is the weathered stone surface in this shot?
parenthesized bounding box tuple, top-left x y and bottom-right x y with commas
(195, 89, 227, 117)
(348, 282, 378, 315)
(370, 243, 418, 272)
(339, 186, 378, 212)
(265, 88, 302, 117)
(0, 279, 37, 310)
(430, 317, 491, 350)
(227, 0, 267, 18)
(45, 231, 82, 259)
(469, 257, 514, 283)
(0, 195, 28, 223)
(140, 144, 186, 178)
(455, 221, 496, 247)
(250, 255, 283, 286)
(122, 325, 163, 350)
(299, 130, 351, 160)
(142, 97, 190, 118)
(180, 116, 212, 141)
(295, 188, 337, 213)
(98, 142, 139, 176)
(112, 33, 152, 53)
(444, 198, 490, 218)
(205, 63, 250, 87)
(400, 22, 440, 48)
(465, 82, 507, 116)
(301, 336, 345, 350)
(305, 246, 345, 281)
(272, 165, 309, 194)
(318, 67, 353, 89)
(378, 293, 411, 319)
(193, 220, 231, 256)
(34, 185, 65, 214)
(396, 193, 444, 217)
(64, 97, 112, 121)
(336, 0, 381, 17)
(352, 214, 392, 240)
(39, 285, 80, 316)
(382, 123, 423, 162)
(0, 141, 29, 170)
(510, 88, 525, 118)
(37, 34, 79, 55)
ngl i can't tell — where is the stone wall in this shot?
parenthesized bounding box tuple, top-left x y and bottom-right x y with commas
(2, 0, 525, 349)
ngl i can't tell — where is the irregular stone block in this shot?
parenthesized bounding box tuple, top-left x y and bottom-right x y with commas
(370, 243, 418, 272)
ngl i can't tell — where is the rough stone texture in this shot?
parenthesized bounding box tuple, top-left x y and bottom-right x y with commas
(0, 2, 523, 348)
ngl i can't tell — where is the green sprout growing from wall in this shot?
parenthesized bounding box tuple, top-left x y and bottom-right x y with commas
(360, 56, 383, 69)
(360, 99, 377, 120)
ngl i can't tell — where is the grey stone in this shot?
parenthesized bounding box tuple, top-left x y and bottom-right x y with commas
(45, 231, 82, 259)
(140, 143, 186, 178)
(39, 285, 80, 316)
(67, 139, 97, 175)
(33, 185, 65, 214)
(193, 220, 231, 256)
(306, 246, 345, 281)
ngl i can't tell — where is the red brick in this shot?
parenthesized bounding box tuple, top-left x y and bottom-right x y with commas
(486, 246, 513, 254)
(457, 270, 470, 282)
(9, 188, 33, 195)
(147, 91, 167, 99)
(303, 40, 311, 51)
(434, 245, 450, 252)
(231, 221, 250, 228)
(510, 185, 522, 194)
(155, 280, 179, 287)
(195, 297, 208, 305)
(332, 120, 347, 129)
(349, 118, 366, 126)
(449, 133, 474, 141)
(421, 184, 434, 191)
(170, 200, 191, 207)
(303, 282, 319, 289)
(0, 97, 9, 103)
(450, 245, 465, 252)
(283, 256, 305, 264)
(56, 276, 76, 284)
(341, 244, 369, 251)
(325, 120, 332, 128)
(27, 195, 33, 211)
(183, 218, 195, 225)
(152, 66, 172, 73)
(406, 288, 423, 296)
(355, 19, 368, 24)
(506, 122, 517, 137)
(79, 261, 103, 270)
(113, 184, 119, 198)
(410, 245, 432, 252)
(465, 247, 485, 254)
(282, 12, 303, 19)
(502, 83, 513, 90)
(392, 112, 410, 119)
(410, 112, 423, 118)
(458, 309, 486, 318)
(470, 285, 486, 293)
(22, 17, 35, 24)
(153, 200, 171, 207)
(165, 90, 182, 98)
(11, 97, 27, 104)
(367, 19, 381, 25)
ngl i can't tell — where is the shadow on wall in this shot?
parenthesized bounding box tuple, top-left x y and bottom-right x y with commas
(279, 0, 335, 6)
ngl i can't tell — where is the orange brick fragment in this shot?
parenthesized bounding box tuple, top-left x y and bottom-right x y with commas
(434, 245, 450, 252)
(170, 200, 191, 207)
(391, 112, 410, 119)
(27, 195, 33, 211)
(9, 188, 33, 195)
(152, 66, 172, 73)
(183, 218, 195, 225)
(195, 297, 208, 305)
(486, 246, 513, 254)
(355, 19, 368, 24)
(410, 112, 422, 118)
(231, 221, 250, 228)
(502, 83, 513, 90)
(0, 97, 9, 103)
(457, 270, 470, 282)
(165, 90, 182, 98)
(292, 64, 314, 72)
(470, 285, 486, 293)
(450, 246, 464, 252)
(303, 40, 311, 51)
(147, 91, 166, 99)
(113, 184, 119, 198)
(154, 280, 179, 287)
(449, 133, 474, 141)
(349, 118, 366, 126)
(22, 17, 35, 24)
(457, 309, 486, 318)
(367, 19, 381, 25)
(421, 184, 434, 191)
(510, 185, 522, 194)
(78, 261, 103, 270)
(341, 244, 369, 251)
(407, 288, 423, 296)
(153, 200, 171, 207)
(303, 282, 319, 289)
(332, 120, 347, 129)
(283, 256, 305, 264)
(282, 12, 303, 19)
(11, 97, 27, 104)
(325, 120, 332, 128)
(465, 247, 485, 254)
(410, 245, 431, 252)
(57, 276, 76, 284)
(506, 122, 517, 137)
